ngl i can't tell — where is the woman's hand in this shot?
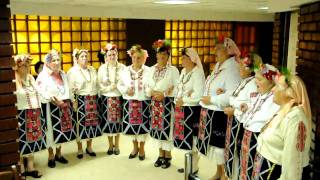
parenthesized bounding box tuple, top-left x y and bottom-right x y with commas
(216, 88, 225, 95)
(201, 96, 211, 105)
(240, 103, 248, 112)
(51, 96, 63, 107)
(224, 106, 235, 116)
(175, 98, 184, 107)
(153, 91, 164, 101)
(127, 88, 134, 96)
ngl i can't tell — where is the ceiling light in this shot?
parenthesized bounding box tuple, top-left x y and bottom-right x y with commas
(258, 6, 269, 10)
(154, 0, 200, 5)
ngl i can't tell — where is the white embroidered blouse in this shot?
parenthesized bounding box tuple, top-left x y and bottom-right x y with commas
(257, 106, 311, 180)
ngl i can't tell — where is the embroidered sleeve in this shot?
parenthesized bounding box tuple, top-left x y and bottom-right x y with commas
(182, 69, 205, 105)
(210, 68, 241, 108)
(170, 67, 180, 97)
(116, 67, 129, 95)
(279, 113, 309, 180)
(35, 73, 51, 103)
(97, 65, 113, 93)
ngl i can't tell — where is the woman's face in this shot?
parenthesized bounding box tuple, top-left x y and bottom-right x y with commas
(239, 63, 252, 79)
(106, 49, 118, 63)
(181, 55, 193, 68)
(132, 53, 145, 67)
(215, 45, 228, 63)
(17, 61, 31, 75)
(78, 52, 88, 68)
(255, 73, 273, 94)
(48, 56, 61, 72)
(156, 52, 168, 66)
(271, 83, 287, 105)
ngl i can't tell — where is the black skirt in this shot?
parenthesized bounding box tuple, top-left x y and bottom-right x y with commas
(173, 106, 200, 151)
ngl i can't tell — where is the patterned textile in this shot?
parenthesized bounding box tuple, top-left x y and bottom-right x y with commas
(173, 106, 201, 151)
(150, 97, 174, 141)
(18, 109, 46, 155)
(99, 95, 123, 134)
(122, 99, 150, 135)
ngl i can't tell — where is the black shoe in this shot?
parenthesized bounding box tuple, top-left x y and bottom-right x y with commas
(48, 159, 56, 168)
(154, 157, 164, 167)
(113, 148, 120, 155)
(77, 153, 83, 159)
(138, 154, 145, 161)
(107, 149, 113, 155)
(129, 152, 137, 159)
(86, 148, 96, 157)
(24, 170, 42, 178)
(178, 168, 184, 173)
(161, 158, 171, 169)
(55, 155, 68, 164)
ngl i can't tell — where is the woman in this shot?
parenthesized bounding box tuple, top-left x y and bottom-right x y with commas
(252, 74, 311, 180)
(173, 47, 205, 173)
(98, 43, 125, 155)
(68, 48, 101, 159)
(239, 64, 280, 180)
(14, 54, 46, 178)
(148, 39, 179, 169)
(36, 49, 76, 168)
(223, 52, 261, 179)
(117, 45, 151, 161)
(197, 37, 241, 180)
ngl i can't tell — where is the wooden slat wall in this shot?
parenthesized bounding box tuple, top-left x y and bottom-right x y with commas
(0, 0, 20, 179)
(272, 13, 281, 66)
(296, 2, 320, 179)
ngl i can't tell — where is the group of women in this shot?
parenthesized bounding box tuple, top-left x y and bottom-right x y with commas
(14, 36, 311, 180)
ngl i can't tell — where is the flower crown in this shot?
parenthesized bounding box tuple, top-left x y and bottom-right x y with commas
(72, 48, 88, 59)
(127, 44, 148, 59)
(45, 49, 61, 63)
(213, 33, 226, 45)
(100, 43, 117, 56)
(274, 67, 292, 87)
(14, 54, 33, 67)
(240, 50, 262, 71)
(152, 39, 171, 52)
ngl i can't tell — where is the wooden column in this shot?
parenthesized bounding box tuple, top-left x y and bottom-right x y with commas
(296, 1, 320, 179)
(0, 0, 20, 179)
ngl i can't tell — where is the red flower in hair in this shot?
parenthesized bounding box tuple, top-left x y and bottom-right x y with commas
(263, 70, 277, 81)
(217, 34, 225, 44)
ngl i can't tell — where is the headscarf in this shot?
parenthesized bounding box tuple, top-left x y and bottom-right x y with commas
(275, 74, 312, 126)
(182, 47, 205, 77)
(44, 49, 60, 64)
(215, 34, 241, 62)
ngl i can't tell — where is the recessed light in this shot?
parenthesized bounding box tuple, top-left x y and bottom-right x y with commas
(258, 6, 269, 10)
(154, 0, 200, 5)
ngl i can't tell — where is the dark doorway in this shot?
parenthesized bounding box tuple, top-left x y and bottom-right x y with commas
(126, 19, 165, 66)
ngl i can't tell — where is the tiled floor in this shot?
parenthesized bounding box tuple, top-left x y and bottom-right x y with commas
(28, 135, 217, 180)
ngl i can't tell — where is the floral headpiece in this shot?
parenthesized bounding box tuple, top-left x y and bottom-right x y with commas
(274, 67, 292, 87)
(44, 49, 61, 64)
(127, 44, 148, 59)
(258, 64, 278, 82)
(240, 50, 262, 71)
(213, 33, 226, 45)
(100, 43, 118, 56)
(152, 39, 171, 53)
(14, 54, 33, 68)
(72, 48, 88, 59)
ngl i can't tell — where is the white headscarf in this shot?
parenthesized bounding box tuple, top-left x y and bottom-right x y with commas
(184, 47, 205, 77)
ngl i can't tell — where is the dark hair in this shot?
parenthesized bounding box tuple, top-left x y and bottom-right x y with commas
(34, 60, 44, 74)
(97, 51, 105, 64)
(181, 47, 191, 58)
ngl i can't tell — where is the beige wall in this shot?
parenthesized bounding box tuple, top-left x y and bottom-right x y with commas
(287, 11, 299, 74)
